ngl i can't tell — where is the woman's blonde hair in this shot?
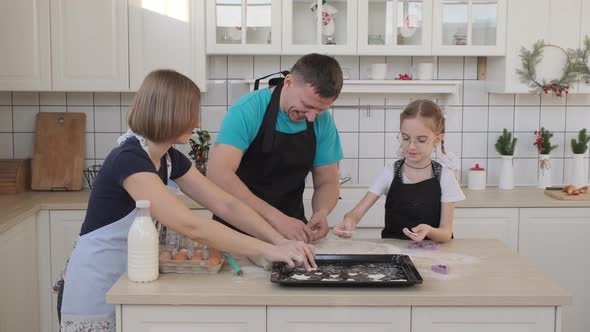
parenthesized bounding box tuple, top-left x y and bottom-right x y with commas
(128, 69, 200, 143)
(400, 99, 446, 153)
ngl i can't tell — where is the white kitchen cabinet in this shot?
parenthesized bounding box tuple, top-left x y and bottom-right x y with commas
(453, 208, 518, 252)
(48, 210, 85, 332)
(432, 0, 506, 56)
(268, 306, 410, 332)
(487, 0, 582, 93)
(0, 0, 51, 90)
(412, 307, 555, 332)
(282, 0, 358, 55)
(50, 0, 128, 91)
(121, 305, 266, 332)
(519, 208, 590, 332)
(0, 215, 40, 332)
(358, 0, 433, 55)
(206, 0, 282, 54)
(129, 0, 207, 92)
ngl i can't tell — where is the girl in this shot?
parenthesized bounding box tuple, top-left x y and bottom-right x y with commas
(59, 70, 316, 331)
(334, 99, 465, 242)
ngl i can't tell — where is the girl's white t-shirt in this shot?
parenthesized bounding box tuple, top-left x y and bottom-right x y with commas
(368, 161, 466, 203)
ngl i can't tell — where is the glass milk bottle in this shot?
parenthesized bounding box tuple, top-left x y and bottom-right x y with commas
(128, 200, 159, 282)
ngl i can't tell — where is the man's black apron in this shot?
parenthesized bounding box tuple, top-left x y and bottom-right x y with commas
(382, 159, 443, 239)
(213, 75, 316, 234)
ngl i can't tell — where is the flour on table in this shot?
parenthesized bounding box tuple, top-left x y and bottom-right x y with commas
(314, 239, 401, 255)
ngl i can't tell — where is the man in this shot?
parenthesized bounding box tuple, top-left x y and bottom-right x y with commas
(207, 53, 344, 243)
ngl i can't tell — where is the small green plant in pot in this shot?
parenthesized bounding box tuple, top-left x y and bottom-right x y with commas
(495, 128, 517, 156)
(189, 129, 211, 175)
(570, 128, 590, 187)
(495, 129, 517, 190)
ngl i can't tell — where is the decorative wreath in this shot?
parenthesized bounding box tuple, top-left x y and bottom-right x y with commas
(516, 40, 577, 97)
(569, 36, 590, 85)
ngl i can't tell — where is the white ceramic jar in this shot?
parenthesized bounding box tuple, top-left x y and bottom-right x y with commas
(467, 163, 486, 190)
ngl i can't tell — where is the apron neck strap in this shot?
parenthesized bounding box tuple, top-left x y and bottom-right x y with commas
(254, 70, 289, 90)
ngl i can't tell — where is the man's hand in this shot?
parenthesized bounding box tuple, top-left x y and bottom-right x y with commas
(308, 210, 330, 241)
(273, 215, 315, 243)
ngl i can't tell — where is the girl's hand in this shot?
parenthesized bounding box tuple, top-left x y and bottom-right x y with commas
(332, 215, 357, 238)
(265, 241, 317, 270)
(403, 224, 432, 242)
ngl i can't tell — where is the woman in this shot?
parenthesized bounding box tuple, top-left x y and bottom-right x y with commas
(59, 70, 316, 331)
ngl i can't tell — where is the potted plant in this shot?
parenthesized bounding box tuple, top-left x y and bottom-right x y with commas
(533, 127, 558, 189)
(495, 129, 517, 190)
(188, 129, 211, 175)
(570, 128, 590, 187)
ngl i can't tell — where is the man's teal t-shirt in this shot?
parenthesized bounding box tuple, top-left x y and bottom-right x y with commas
(216, 88, 343, 167)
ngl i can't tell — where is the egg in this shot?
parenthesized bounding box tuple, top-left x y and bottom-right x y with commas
(191, 250, 205, 261)
(174, 250, 189, 261)
(207, 249, 223, 266)
(159, 250, 172, 260)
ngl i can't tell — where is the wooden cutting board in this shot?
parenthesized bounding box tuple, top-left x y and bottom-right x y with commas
(544, 190, 590, 201)
(31, 112, 85, 191)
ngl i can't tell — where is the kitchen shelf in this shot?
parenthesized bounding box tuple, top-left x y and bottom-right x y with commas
(245, 79, 463, 104)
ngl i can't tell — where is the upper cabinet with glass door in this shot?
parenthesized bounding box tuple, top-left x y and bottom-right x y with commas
(282, 0, 358, 54)
(206, 0, 281, 54)
(432, 0, 506, 55)
(358, 0, 433, 55)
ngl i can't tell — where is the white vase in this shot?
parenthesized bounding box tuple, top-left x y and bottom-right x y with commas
(499, 155, 514, 190)
(571, 153, 589, 187)
(537, 154, 552, 189)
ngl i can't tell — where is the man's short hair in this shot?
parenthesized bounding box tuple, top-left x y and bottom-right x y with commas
(290, 53, 343, 99)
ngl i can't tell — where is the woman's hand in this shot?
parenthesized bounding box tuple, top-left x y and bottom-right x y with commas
(264, 241, 317, 270)
(332, 214, 357, 238)
(403, 224, 432, 242)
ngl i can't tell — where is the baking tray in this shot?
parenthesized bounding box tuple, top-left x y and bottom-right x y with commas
(271, 254, 423, 287)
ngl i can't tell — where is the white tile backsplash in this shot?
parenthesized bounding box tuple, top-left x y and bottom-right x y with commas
(0, 92, 11, 105)
(462, 80, 488, 105)
(334, 56, 360, 80)
(488, 106, 514, 132)
(565, 106, 590, 132)
(40, 106, 66, 113)
(67, 106, 94, 132)
(13, 133, 34, 159)
(359, 108, 385, 132)
(0, 106, 12, 132)
(514, 107, 540, 132)
(201, 106, 226, 132)
(12, 92, 39, 106)
(94, 106, 121, 133)
(358, 158, 385, 184)
(462, 106, 488, 131)
(489, 93, 514, 106)
(66, 92, 93, 106)
(0, 133, 13, 158)
(359, 133, 385, 158)
(340, 132, 359, 158)
(444, 107, 462, 132)
(12, 106, 38, 132)
(462, 132, 487, 158)
(94, 133, 120, 159)
(0, 56, 585, 187)
(333, 108, 359, 132)
(202, 80, 227, 106)
(208, 55, 228, 79)
(514, 158, 538, 186)
(40, 92, 66, 106)
(228, 55, 254, 79)
(93, 92, 120, 106)
(254, 55, 281, 79)
(438, 57, 463, 80)
(564, 157, 589, 184)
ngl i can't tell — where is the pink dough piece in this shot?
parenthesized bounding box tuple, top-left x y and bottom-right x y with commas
(431, 264, 449, 274)
(407, 242, 422, 249)
(421, 242, 440, 250)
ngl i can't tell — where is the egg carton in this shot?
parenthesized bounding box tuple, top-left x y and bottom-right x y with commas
(159, 256, 224, 275)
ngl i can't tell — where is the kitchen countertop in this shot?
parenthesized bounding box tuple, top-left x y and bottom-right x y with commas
(106, 238, 571, 307)
(1, 187, 589, 234)
(0, 190, 204, 234)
